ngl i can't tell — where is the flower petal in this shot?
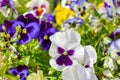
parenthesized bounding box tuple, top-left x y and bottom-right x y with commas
(49, 43, 61, 57)
(40, 39, 51, 50)
(70, 45, 84, 63)
(9, 68, 18, 75)
(83, 45, 97, 67)
(62, 64, 88, 80)
(57, 47, 65, 54)
(26, 22, 40, 38)
(17, 33, 31, 44)
(50, 29, 81, 50)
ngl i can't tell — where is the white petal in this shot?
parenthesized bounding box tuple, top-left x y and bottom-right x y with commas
(49, 58, 66, 71)
(50, 29, 81, 50)
(62, 64, 88, 80)
(70, 45, 84, 63)
(26, 0, 49, 10)
(83, 45, 97, 66)
(103, 57, 115, 71)
(49, 43, 61, 57)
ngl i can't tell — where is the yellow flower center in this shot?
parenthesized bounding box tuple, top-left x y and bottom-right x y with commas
(63, 52, 67, 56)
(22, 29, 27, 34)
(37, 8, 43, 13)
(43, 35, 48, 40)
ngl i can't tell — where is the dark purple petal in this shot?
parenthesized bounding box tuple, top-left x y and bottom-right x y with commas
(44, 22, 54, 30)
(17, 14, 39, 25)
(57, 47, 65, 54)
(0, 0, 9, 7)
(56, 55, 73, 66)
(38, 33, 45, 42)
(26, 22, 40, 38)
(4, 20, 13, 33)
(25, 13, 39, 23)
(39, 19, 46, 31)
(9, 68, 18, 75)
(56, 55, 65, 66)
(64, 55, 73, 66)
(40, 39, 51, 50)
(117, 52, 120, 56)
(17, 33, 31, 44)
(45, 14, 56, 23)
(109, 32, 115, 40)
(67, 50, 74, 56)
(17, 15, 26, 23)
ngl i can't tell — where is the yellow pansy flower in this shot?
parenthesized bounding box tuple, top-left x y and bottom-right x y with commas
(55, 4, 74, 25)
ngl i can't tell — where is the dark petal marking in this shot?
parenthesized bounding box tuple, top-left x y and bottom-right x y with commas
(40, 39, 51, 50)
(56, 55, 73, 66)
(64, 56, 73, 66)
(117, 52, 120, 56)
(57, 47, 65, 54)
(18, 33, 31, 44)
(67, 50, 74, 56)
(25, 13, 39, 23)
(56, 55, 65, 66)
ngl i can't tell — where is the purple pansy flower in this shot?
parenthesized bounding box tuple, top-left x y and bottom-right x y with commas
(38, 19, 58, 50)
(69, 0, 87, 11)
(9, 65, 28, 80)
(49, 29, 84, 71)
(12, 14, 40, 44)
(63, 17, 84, 30)
(45, 14, 56, 23)
(0, 0, 18, 17)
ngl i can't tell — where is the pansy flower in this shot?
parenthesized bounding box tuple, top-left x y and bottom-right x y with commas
(62, 0, 88, 17)
(38, 19, 58, 50)
(9, 65, 28, 80)
(26, 0, 49, 18)
(49, 29, 84, 71)
(62, 64, 98, 80)
(0, 0, 18, 18)
(109, 39, 120, 64)
(55, 4, 74, 25)
(63, 17, 84, 30)
(13, 13, 40, 44)
(98, 1, 115, 19)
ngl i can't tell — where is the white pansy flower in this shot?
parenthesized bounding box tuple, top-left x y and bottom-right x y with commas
(49, 29, 84, 71)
